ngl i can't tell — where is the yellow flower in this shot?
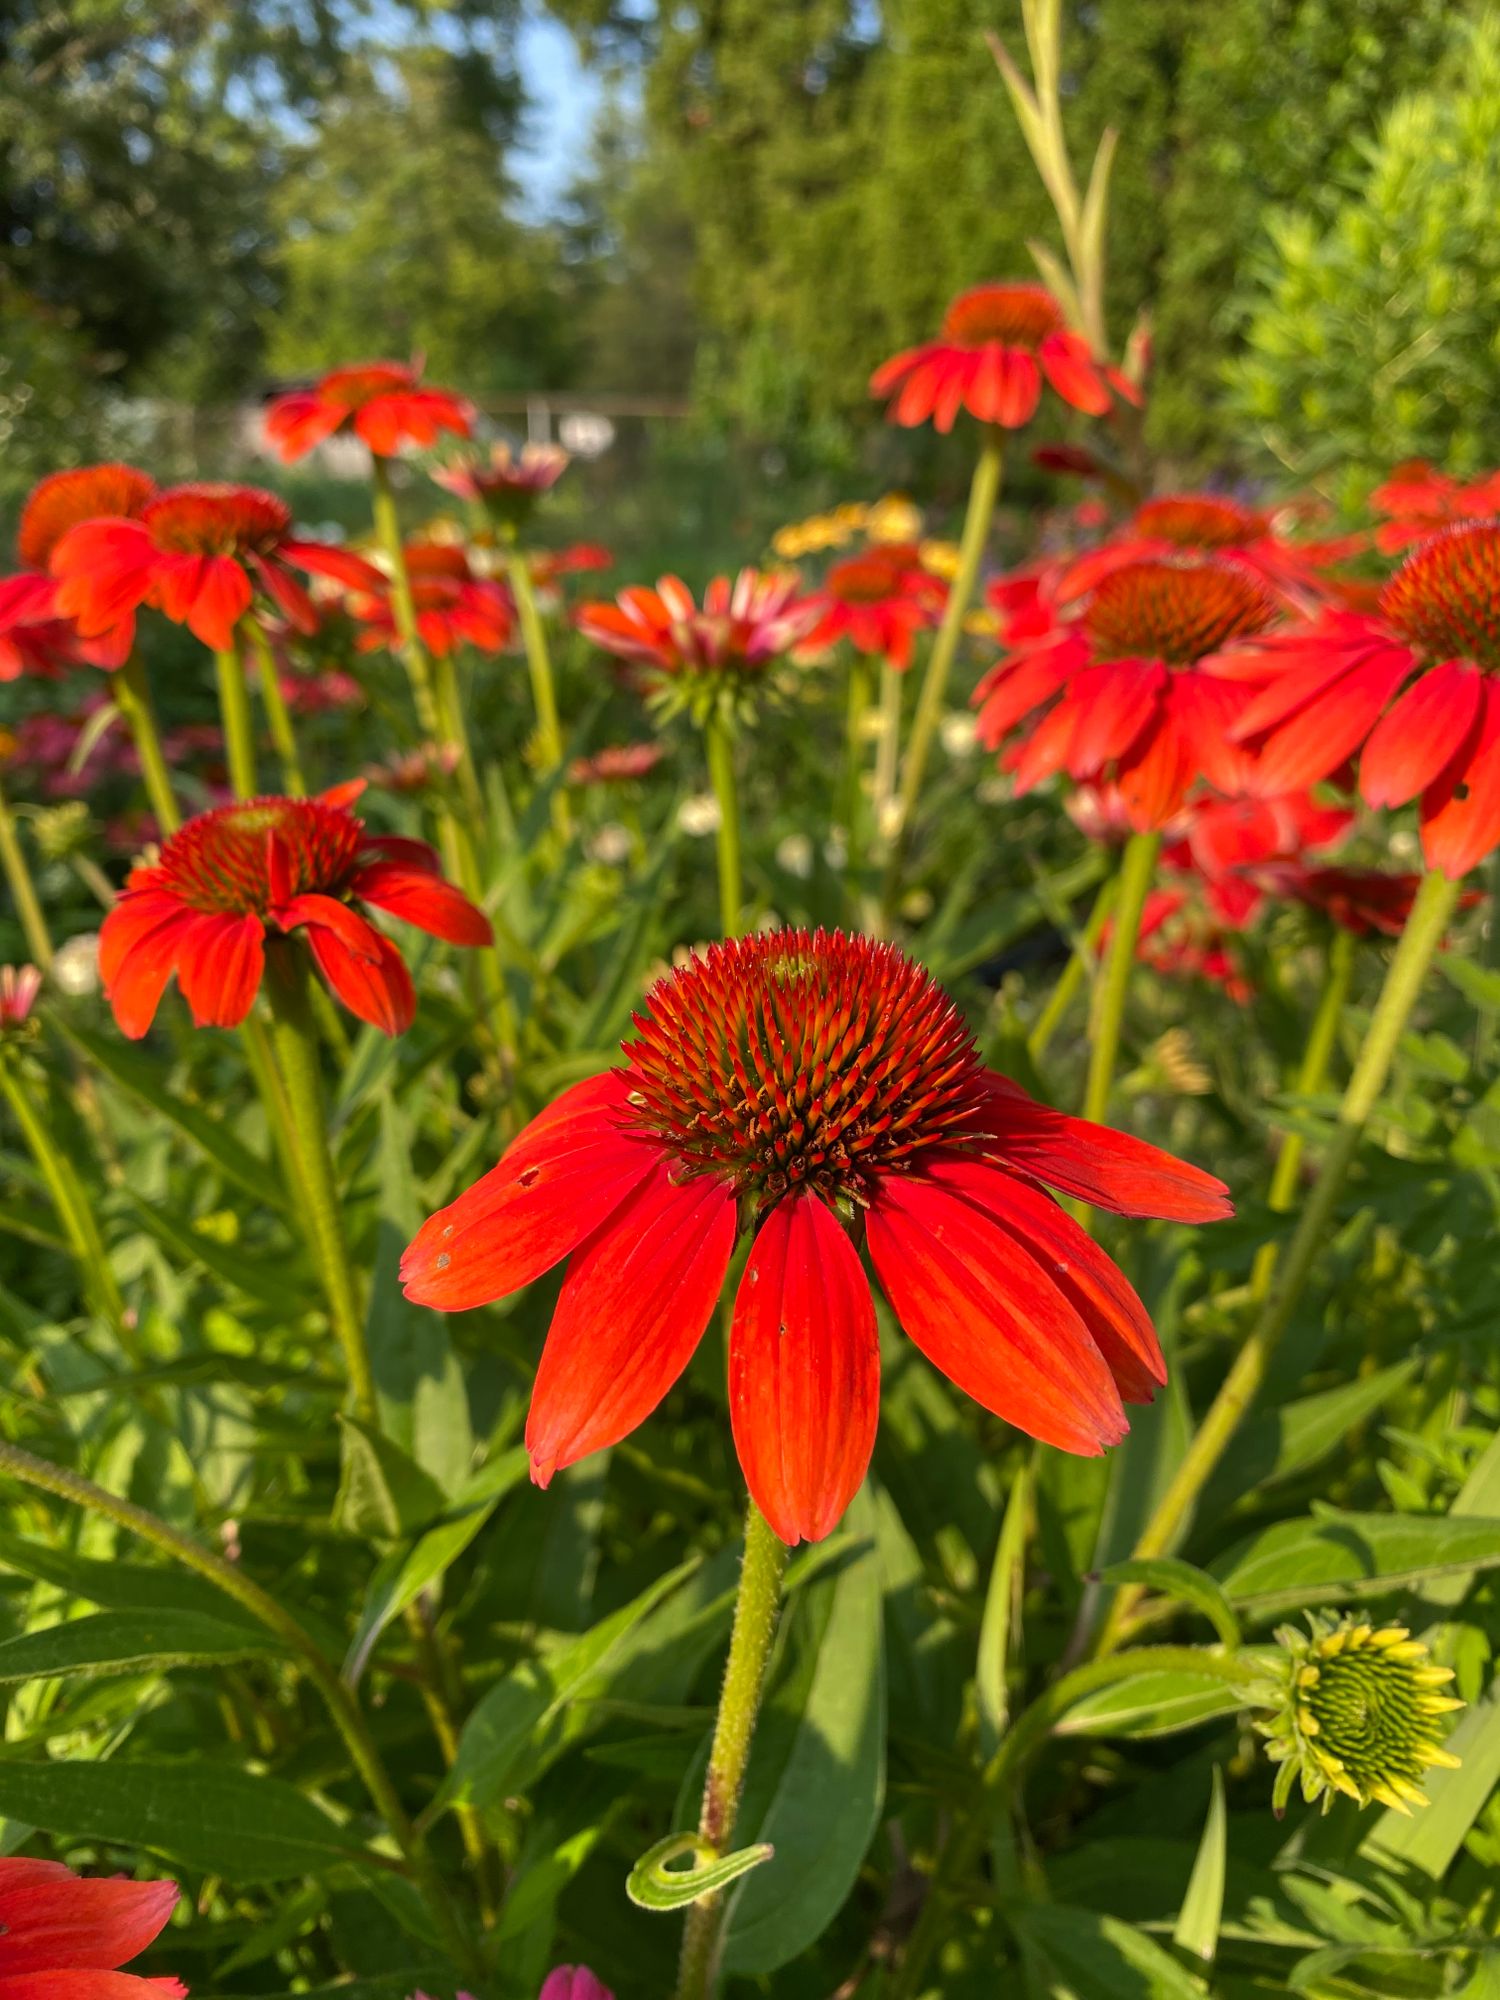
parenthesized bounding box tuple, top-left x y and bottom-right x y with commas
(920, 539, 962, 581)
(866, 493, 923, 543)
(1257, 1613, 1464, 1816)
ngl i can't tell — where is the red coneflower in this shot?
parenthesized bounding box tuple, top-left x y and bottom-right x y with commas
(264, 361, 473, 463)
(1161, 791, 1353, 927)
(401, 929, 1230, 1545)
(348, 543, 514, 659)
(0, 1857, 183, 2000)
(1370, 462, 1500, 553)
(0, 965, 42, 1033)
(800, 543, 946, 671)
(577, 571, 820, 715)
(99, 781, 492, 1038)
(871, 282, 1134, 432)
(51, 484, 384, 655)
(433, 442, 569, 529)
(567, 742, 665, 786)
(0, 463, 159, 673)
(1057, 492, 1352, 611)
(974, 556, 1278, 830)
(1252, 862, 1450, 940)
(1231, 522, 1500, 878)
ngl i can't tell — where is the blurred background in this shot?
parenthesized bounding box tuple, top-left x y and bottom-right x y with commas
(4, 0, 1499, 572)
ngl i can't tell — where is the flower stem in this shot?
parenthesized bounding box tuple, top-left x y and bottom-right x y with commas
(262, 943, 376, 1421)
(0, 772, 53, 970)
(676, 1500, 790, 2000)
(883, 432, 1004, 909)
(370, 456, 441, 739)
(1249, 923, 1357, 1300)
(1028, 869, 1120, 1063)
(213, 646, 259, 800)
(1081, 829, 1160, 1125)
(840, 653, 875, 874)
(112, 654, 180, 834)
(1096, 867, 1462, 1655)
(871, 659, 905, 844)
(507, 545, 564, 777)
(890, 1643, 1258, 1998)
(0, 1053, 128, 1337)
(0, 1435, 481, 1987)
(704, 714, 744, 940)
(242, 617, 306, 797)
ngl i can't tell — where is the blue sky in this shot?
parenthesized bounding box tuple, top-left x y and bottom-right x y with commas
(513, 11, 603, 218)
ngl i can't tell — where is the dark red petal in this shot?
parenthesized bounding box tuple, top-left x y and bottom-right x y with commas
(0, 1974, 186, 2000)
(984, 1077, 1233, 1222)
(729, 1191, 879, 1546)
(350, 862, 492, 947)
(1360, 661, 1484, 809)
(866, 1171, 1127, 1453)
(252, 556, 318, 634)
(305, 924, 415, 1034)
(0, 1869, 177, 1975)
(401, 1074, 658, 1310)
(923, 1156, 1165, 1403)
(525, 1162, 737, 1483)
(358, 834, 441, 874)
(173, 912, 265, 1029)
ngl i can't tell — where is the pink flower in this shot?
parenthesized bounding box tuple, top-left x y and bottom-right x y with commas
(539, 1970, 614, 2000)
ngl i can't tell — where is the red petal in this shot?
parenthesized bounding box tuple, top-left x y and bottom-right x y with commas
(984, 1077, 1233, 1222)
(401, 1074, 658, 1310)
(350, 862, 492, 947)
(1247, 650, 1413, 796)
(102, 907, 196, 1040)
(923, 1156, 1165, 1403)
(1360, 661, 1484, 809)
(173, 912, 265, 1028)
(252, 556, 318, 635)
(525, 1162, 737, 1483)
(1115, 709, 1195, 830)
(305, 924, 415, 1034)
(1039, 331, 1112, 416)
(0, 1974, 185, 2000)
(991, 347, 1042, 428)
(275, 893, 383, 960)
(1064, 660, 1165, 776)
(866, 1171, 1127, 1453)
(729, 1191, 879, 1546)
(1420, 681, 1500, 879)
(0, 1868, 177, 1976)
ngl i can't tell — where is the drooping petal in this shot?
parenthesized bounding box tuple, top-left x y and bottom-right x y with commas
(866, 1170, 1127, 1453)
(173, 911, 265, 1028)
(1115, 708, 1195, 830)
(0, 1972, 187, 2000)
(305, 922, 415, 1034)
(1039, 330, 1112, 416)
(526, 1162, 737, 1484)
(350, 861, 492, 947)
(729, 1190, 879, 1546)
(275, 892, 385, 960)
(984, 1077, 1233, 1222)
(1420, 680, 1500, 880)
(0, 1867, 178, 1976)
(1064, 660, 1165, 777)
(103, 907, 198, 1039)
(922, 1155, 1165, 1403)
(991, 346, 1042, 428)
(1360, 661, 1484, 809)
(401, 1074, 659, 1311)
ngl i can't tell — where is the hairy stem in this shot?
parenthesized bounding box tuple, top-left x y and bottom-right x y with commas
(704, 714, 744, 941)
(0, 773, 53, 970)
(213, 644, 259, 800)
(242, 616, 306, 797)
(1028, 870, 1120, 1063)
(1081, 829, 1159, 1124)
(112, 654, 181, 834)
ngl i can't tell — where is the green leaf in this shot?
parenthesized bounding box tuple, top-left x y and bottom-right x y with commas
(335, 1416, 448, 1541)
(52, 1019, 279, 1209)
(0, 1534, 265, 1631)
(977, 1461, 1030, 1754)
(365, 1092, 473, 1494)
(721, 1488, 886, 1977)
(343, 1447, 530, 1684)
(0, 1759, 360, 1880)
(1173, 1767, 1226, 1963)
(1213, 1511, 1500, 1618)
(123, 1194, 307, 1314)
(625, 1832, 774, 1912)
(1054, 1668, 1245, 1740)
(1099, 1559, 1241, 1648)
(0, 1609, 280, 1683)
(439, 1559, 699, 1811)
(1205, 1359, 1418, 1503)
(1014, 1905, 1209, 1999)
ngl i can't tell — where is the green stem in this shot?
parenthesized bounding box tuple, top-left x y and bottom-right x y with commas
(840, 653, 875, 873)
(1097, 868, 1462, 1654)
(704, 715, 744, 941)
(891, 1644, 1258, 1999)
(0, 1055, 127, 1335)
(214, 645, 259, 800)
(676, 1501, 790, 2000)
(242, 617, 306, 797)
(370, 457, 441, 739)
(112, 655, 181, 834)
(262, 945, 376, 1421)
(507, 546, 564, 776)
(1250, 923, 1357, 1300)
(0, 773, 53, 970)
(1028, 871, 1120, 1064)
(883, 432, 1004, 909)
(1081, 830, 1160, 1125)
(0, 1435, 480, 1986)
